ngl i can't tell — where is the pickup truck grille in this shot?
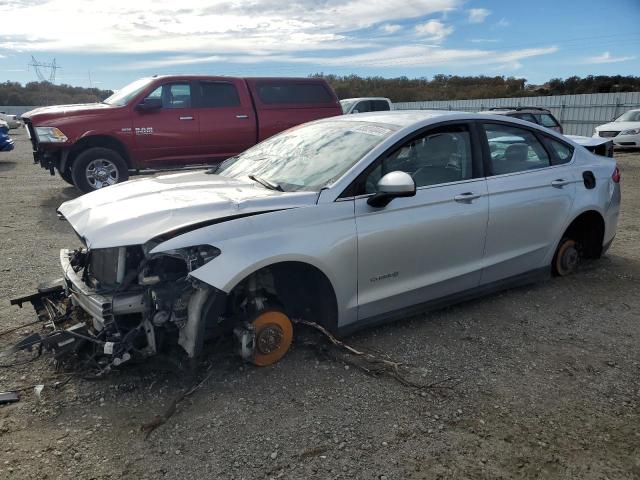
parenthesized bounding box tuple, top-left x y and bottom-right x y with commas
(599, 131, 619, 138)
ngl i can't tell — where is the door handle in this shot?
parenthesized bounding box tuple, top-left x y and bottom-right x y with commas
(236, 114, 249, 119)
(179, 116, 194, 121)
(551, 179, 570, 188)
(454, 192, 482, 203)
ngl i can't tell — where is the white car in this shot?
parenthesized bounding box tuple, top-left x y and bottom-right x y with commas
(0, 113, 21, 129)
(593, 109, 640, 148)
(340, 97, 392, 114)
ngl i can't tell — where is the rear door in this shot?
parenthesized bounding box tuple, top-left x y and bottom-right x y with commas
(131, 81, 200, 166)
(194, 79, 257, 162)
(353, 122, 489, 321)
(246, 79, 341, 141)
(479, 121, 576, 284)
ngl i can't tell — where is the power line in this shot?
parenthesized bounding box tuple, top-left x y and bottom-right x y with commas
(28, 56, 61, 83)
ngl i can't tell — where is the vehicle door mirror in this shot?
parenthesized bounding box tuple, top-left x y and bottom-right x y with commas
(136, 97, 162, 111)
(367, 171, 416, 208)
(352, 109, 359, 114)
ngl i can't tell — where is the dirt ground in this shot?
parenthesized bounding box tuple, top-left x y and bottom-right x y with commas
(0, 129, 639, 480)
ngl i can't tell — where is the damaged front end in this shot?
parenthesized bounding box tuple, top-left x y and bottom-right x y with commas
(11, 244, 227, 374)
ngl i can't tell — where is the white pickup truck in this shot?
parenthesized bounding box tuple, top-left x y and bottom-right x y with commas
(340, 97, 393, 114)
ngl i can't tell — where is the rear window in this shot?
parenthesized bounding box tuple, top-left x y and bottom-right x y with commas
(197, 81, 240, 108)
(537, 114, 559, 127)
(371, 100, 390, 111)
(512, 113, 537, 123)
(546, 138, 574, 165)
(256, 82, 333, 104)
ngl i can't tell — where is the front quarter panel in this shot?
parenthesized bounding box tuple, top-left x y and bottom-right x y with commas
(151, 202, 359, 326)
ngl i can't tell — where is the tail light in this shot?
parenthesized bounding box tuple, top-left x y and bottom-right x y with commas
(612, 166, 621, 183)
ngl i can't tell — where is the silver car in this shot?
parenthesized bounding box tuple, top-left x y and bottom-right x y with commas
(12, 111, 621, 369)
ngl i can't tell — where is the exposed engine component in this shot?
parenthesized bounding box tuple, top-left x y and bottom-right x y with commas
(9, 244, 226, 374)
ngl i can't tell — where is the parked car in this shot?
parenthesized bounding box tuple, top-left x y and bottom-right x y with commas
(479, 107, 563, 134)
(0, 113, 21, 129)
(0, 119, 15, 152)
(341, 97, 392, 114)
(12, 111, 620, 370)
(21, 75, 342, 192)
(593, 108, 640, 148)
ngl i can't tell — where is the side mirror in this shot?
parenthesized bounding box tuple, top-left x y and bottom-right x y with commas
(136, 97, 162, 111)
(351, 109, 359, 114)
(367, 171, 416, 208)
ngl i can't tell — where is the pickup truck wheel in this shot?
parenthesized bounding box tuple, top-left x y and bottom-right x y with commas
(71, 147, 129, 193)
(55, 166, 74, 185)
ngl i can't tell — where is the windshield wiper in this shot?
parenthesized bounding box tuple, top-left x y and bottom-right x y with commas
(248, 174, 283, 191)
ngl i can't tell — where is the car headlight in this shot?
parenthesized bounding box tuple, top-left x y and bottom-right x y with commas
(35, 126, 68, 143)
(620, 128, 640, 135)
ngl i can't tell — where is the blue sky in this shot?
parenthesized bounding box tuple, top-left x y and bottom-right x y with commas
(0, 0, 638, 91)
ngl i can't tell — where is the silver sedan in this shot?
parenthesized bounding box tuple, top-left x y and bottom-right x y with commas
(14, 111, 621, 368)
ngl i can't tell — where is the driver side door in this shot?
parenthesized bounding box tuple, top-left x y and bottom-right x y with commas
(353, 122, 489, 322)
(131, 82, 201, 166)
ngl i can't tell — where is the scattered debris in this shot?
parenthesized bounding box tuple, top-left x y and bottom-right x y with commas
(141, 365, 215, 440)
(0, 391, 20, 405)
(294, 319, 459, 395)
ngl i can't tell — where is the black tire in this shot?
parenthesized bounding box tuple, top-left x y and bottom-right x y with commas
(552, 237, 579, 276)
(55, 166, 75, 185)
(71, 147, 129, 193)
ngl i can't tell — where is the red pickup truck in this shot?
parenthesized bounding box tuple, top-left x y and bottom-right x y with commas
(22, 76, 342, 192)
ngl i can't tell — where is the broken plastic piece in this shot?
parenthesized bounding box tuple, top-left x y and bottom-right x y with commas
(34, 384, 44, 401)
(0, 391, 20, 405)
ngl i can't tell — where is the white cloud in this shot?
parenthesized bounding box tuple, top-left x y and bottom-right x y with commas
(467, 8, 490, 23)
(496, 18, 510, 27)
(381, 24, 402, 34)
(586, 51, 636, 64)
(414, 20, 454, 42)
(0, 0, 561, 74)
(285, 45, 558, 68)
(116, 44, 558, 71)
(0, 0, 463, 54)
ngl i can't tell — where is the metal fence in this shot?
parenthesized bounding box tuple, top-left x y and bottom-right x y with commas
(0, 106, 39, 116)
(394, 92, 640, 136)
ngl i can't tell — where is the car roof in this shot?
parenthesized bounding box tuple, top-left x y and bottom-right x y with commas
(317, 109, 571, 137)
(340, 97, 391, 102)
(477, 108, 552, 115)
(322, 109, 500, 128)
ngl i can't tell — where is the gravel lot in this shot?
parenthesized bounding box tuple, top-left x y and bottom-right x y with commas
(1, 129, 639, 480)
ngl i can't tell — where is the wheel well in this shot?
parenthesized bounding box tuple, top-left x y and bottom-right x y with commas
(562, 210, 605, 259)
(65, 135, 132, 171)
(228, 261, 339, 332)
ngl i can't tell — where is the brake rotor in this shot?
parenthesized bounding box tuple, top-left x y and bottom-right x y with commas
(250, 310, 293, 366)
(555, 239, 579, 276)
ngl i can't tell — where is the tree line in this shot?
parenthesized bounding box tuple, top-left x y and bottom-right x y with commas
(1, 75, 639, 106)
(313, 74, 640, 102)
(0, 81, 113, 106)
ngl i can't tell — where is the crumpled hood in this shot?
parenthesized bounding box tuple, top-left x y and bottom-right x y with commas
(57, 170, 318, 249)
(595, 121, 640, 132)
